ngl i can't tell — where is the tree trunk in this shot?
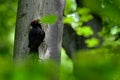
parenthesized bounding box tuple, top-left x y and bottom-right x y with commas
(41, 0, 65, 63)
(62, 0, 102, 60)
(14, 0, 43, 61)
(14, 0, 65, 63)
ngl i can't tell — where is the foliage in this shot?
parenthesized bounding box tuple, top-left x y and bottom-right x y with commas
(40, 14, 58, 25)
(0, 0, 17, 56)
(82, 0, 120, 43)
(64, 1, 96, 48)
(85, 38, 99, 47)
(64, 0, 77, 15)
(75, 26, 93, 37)
(63, 0, 120, 79)
(74, 49, 120, 80)
(64, 0, 120, 48)
(1, 0, 120, 80)
(1, 50, 120, 80)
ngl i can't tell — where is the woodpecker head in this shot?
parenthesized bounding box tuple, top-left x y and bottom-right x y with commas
(31, 19, 40, 28)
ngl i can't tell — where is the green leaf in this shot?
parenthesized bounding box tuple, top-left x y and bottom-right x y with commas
(77, 8, 90, 15)
(80, 14, 93, 22)
(76, 26, 93, 37)
(85, 38, 99, 47)
(40, 14, 58, 25)
(63, 16, 74, 24)
(64, 0, 76, 15)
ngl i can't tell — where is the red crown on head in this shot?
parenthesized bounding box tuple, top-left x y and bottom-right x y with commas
(31, 19, 39, 23)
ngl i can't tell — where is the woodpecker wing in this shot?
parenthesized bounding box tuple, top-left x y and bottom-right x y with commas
(28, 27, 44, 52)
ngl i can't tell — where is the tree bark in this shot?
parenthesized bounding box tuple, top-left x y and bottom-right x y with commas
(41, 0, 65, 63)
(14, 0, 43, 60)
(14, 0, 65, 63)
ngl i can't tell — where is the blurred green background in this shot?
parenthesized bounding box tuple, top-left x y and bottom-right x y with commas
(1, 0, 120, 80)
(0, 0, 17, 57)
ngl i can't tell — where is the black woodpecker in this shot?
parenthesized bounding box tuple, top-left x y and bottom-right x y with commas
(28, 19, 45, 54)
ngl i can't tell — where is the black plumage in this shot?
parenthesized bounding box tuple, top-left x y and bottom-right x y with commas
(28, 20, 45, 53)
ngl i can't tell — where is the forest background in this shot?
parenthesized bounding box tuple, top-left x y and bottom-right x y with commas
(1, 0, 120, 80)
